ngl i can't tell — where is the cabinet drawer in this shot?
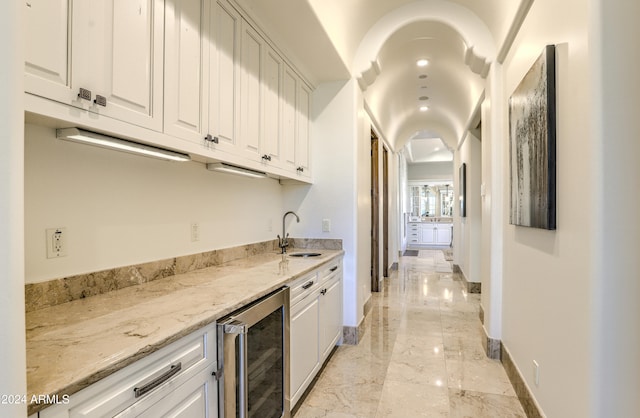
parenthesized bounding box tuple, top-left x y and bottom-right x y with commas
(40, 324, 216, 418)
(289, 271, 319, 306)
(318, 259, 342, 284)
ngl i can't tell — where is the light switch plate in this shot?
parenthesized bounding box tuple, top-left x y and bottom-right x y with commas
(322, 218, 331, 232)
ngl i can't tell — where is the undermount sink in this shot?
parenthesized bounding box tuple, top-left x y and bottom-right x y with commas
(288, 252, 322, 258)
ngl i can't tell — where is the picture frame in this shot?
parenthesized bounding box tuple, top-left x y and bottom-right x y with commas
(509, 44, 557, 230)
(459, 163, 466, 218)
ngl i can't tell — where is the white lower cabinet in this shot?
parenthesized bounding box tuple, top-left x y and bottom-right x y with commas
(39, 324, 217, 418)
(289, 259, 343, 407)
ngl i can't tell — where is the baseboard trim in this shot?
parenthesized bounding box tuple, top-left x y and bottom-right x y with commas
(480, 325, 502, 360)
(343, 295, 373, 345)
(501, 344, 545, 418)
(453, 264, 481, 294)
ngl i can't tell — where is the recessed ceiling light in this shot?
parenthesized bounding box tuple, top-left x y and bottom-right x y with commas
(434, 147, 440, 151)
(419, 106, 429, 112)
(416, 59, 429, 67)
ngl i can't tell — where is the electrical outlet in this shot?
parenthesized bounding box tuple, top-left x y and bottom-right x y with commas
(533, 360, 540, 387)
(191, 222, 200, 242)
(322, 218, 331, 232)
(46, 228, 67, 258)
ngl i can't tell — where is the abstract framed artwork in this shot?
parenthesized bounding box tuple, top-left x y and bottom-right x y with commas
(459, 163, 466, 218)
(509, 44, 557, 230)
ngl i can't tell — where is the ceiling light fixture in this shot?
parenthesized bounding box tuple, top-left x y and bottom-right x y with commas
(416, 59, 429, 67)
(420, 106, 429, 112)
(206, 162, 267, 179)
(56, 128, 191, 162)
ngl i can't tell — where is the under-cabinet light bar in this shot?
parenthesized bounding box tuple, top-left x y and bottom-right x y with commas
(56, 128, 191, 162)
(206, 162, 267, 179)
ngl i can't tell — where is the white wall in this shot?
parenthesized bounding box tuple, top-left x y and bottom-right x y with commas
(501, 0, 591, 416)
(283, 79, 369, 328)
(457, 133, 482, 283)
(407, 161, 453, 181)
(480, 63, 505, 342)
(25, 124, 285, 283)
(0, 2, 26, 415)
(590, 0, 640, 415)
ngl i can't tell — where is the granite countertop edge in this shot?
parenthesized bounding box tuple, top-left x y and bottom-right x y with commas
(26, 249, 344, 415)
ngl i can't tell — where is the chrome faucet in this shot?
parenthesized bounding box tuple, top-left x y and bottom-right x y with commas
(277, 211, 300, 254)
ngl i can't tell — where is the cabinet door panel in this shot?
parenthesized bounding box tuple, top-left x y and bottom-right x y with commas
(281, 66, 297, 171)
(73, 0, 163, 130)
(209, 0, 240, 152)
(24, 0, 74, 104)
(263, 47, 282, 164)
(239, 22, 263, 159)
(296, 83, 311, 176)
(421, 227, 435, 244)
(320, 277, 342, 360)
(164, 0, 206, 142)
(290, 297, 320, 404)
(436, 225, 452, 245)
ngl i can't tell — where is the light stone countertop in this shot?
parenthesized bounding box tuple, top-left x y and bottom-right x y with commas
(26, 249, 344, 415)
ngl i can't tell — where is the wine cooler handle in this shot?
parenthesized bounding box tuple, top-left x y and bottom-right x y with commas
(238, 327, 249, 418)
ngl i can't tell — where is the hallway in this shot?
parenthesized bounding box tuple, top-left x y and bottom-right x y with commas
(294, 251, 525, 417)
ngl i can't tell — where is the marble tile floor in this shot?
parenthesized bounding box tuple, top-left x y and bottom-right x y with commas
(294, 250, 526, 418)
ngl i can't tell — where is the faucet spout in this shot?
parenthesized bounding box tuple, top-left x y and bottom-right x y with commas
(280, 211, 300, 254)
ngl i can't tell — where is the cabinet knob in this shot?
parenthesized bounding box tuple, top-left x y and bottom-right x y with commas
(262, 154, 272, 161)
(296, 167, 304, 172)
(320, 289, 327, 295)
(78, 87, 92, 101)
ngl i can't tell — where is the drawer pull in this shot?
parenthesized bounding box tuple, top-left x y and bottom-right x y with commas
(330, 266, 338, 272)
(320, 289, 327, 295)
(134, 362, 182, 398)
(302, 281, 314, 290)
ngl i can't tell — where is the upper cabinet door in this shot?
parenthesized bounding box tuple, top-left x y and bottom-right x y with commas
(24, 0, 76, 106)
(281, 65, 297, 172)
(25, 0, 164, 130)
(262, 46, 283, 166)
(73, 0, 164, 130)
(164, 0, 208, 142)
(296, 82, 312, 177)
(239, 20, 263, 161)
(208, 0, 241, 154)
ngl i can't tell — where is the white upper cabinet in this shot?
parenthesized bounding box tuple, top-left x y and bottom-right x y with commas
(164, 0, 208, 142)
(239, 21, 264, 161)
(281, 65, 298, 172)
(207, 0, 241, 154)
(24, 0, 71, 104)
(296, 82, 312, 178)
(25, 0, 164, 131)
(263, 46, 283, 166)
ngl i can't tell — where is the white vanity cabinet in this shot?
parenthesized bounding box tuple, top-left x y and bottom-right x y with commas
(289, 258, 343, 407)
(407, 221, 453, 246)
(25, 0, 164, 131)
(38, 324, 217, 418)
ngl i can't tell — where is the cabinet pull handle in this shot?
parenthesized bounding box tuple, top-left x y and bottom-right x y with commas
(330, 266, 338, 272)
(204, 134, 219, 144)
(262, 154, 272, 161)
(94, 94, 107, 107)
(296, 167, 304, 172)
(302, 280, 314, 290)
(134, 362, 182, 398)
(78, 87, 91, 101)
